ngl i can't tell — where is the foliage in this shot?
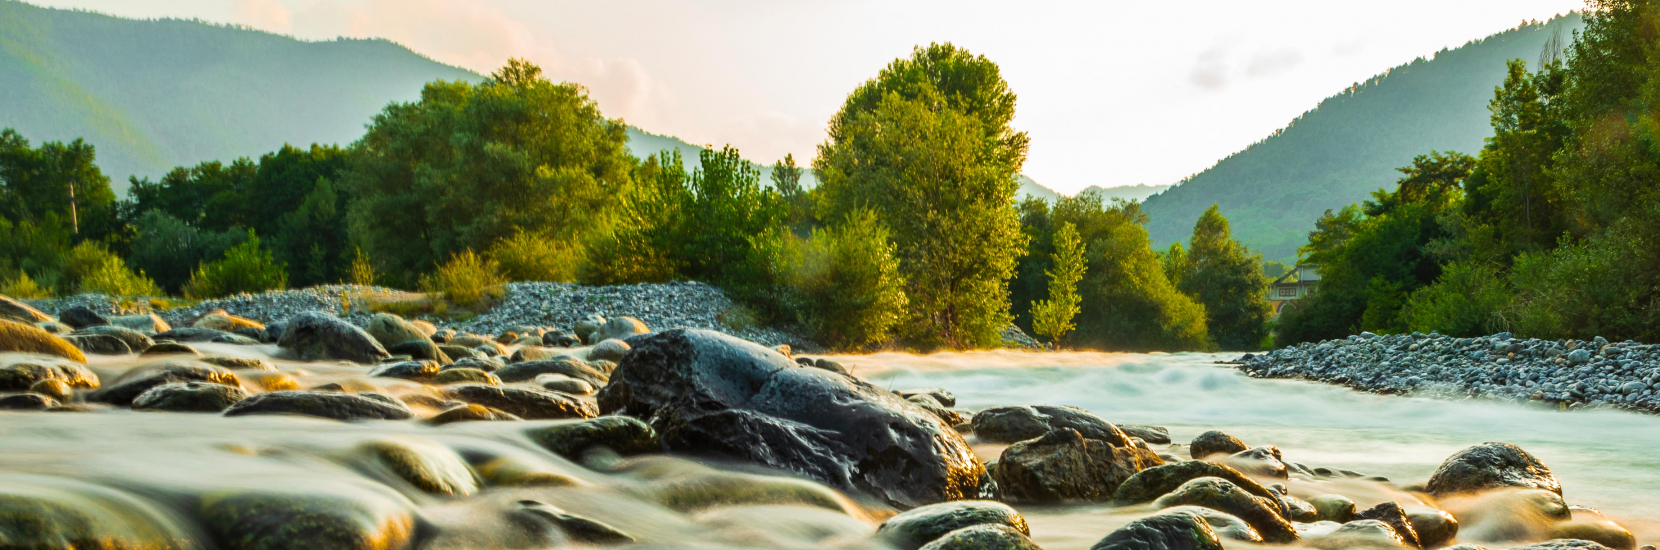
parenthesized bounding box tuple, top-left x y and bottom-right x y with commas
(347, 248, 376, 287)
(0, 128, 122, 244)
(1175, 205, 1272, 350)
(1031, 222, 1085, 344)
(183, 231, 287, 299)
(127, 210, 247, 293)
(345, 59, 633, 285)
(421, 250, 505, 308)
(771, 153, 812, 230)
(1401, 262, 1510, 336)
(785, 210, 909, 348)
(489, 231, 580, 283)
(815, 43, 1027, 349)
(66, 241, 159, 296)
(0, 270, 49, 299)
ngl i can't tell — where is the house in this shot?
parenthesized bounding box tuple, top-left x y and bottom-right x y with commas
(1268, 264, 1320, 316)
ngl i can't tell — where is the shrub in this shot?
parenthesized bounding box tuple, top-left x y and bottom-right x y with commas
(183, 231, 288, 299)
(67, 242, 161, 297)
(421, 250, 505, 308)
(1402, 262, 1510, 337)
(347, 248, 377, 287)
(1031, 222, 1085, 344)
(489, 231, 581, 283)
(0, 270, 50, 299)
(786, 210, 908, 348)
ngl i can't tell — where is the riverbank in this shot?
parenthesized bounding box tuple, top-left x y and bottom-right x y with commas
(1233, 332, 1660, 413)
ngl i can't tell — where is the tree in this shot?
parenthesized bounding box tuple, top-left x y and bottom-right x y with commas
(1177, 205, 1272, 350)
(345, 59, 633, 285)
(814, 43, 1028, 349)
(1053, 192, 1209, 351)
(787, 209, 909, 348)
(183, 230, 287, 298)
(1031, 222, 1084, 344)
(0, 129, 121, 243)
(771, 153, 810, 229)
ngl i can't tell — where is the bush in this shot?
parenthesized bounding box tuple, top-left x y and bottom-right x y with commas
(786, 210, 908, 348)
(489, 231, 581, 283)
(0, 270, 50, 299)
(129, 210, 246, 293)
(421, 250, 505, 308)
(1402, 262, 1510, 337)
(66, 242, 160, 296)
(183, 231, 288, 299)
(347, 248, 376, 287)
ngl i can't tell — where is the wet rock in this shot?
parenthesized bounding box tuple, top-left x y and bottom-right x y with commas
(63, 333, 131, 355)
(0, 319, 87, 362)
(94, 362, 239, 406)
(365, 313, 428, 349)
(587, 338, 630, 363)
(362, 439, 477, 496)
(153, 327, 259, 344)
(918, 524, 1041, 550)
(598, 329, 985, 509)
(132, 381, 249, 412)
(592, 316, 648, 343)
(573, 315, 605, 343)
(972, 404, 1133, 446)
(510, 346, 561, 363)
(437, 344, 481, 362)
(897, 387, 957, 407)
(1455, 488, 1572, 542)
(1153, 476, 1298, 543)
(1159, 506, 1262, 542)
(806, 358, 849, 374)
(233, 327, 267, 343)
(1511, 541, 1615, 550)
(58, 306, 109, 328)
(109, 313, 170, 334)
(199, 356, 275, 371)
(2, 361, 94, 391)
(877, 500, 1030, 550)
(385, 340, 451, 365)
(525, 415, 660, 458)
(28, 378, 72, 401)
(192, 310, 264, 332)
(0, 477, 190, 548)
(141, 342, 201, 357)
(511, 500, 635, 545)
(1284, 495, 1320, 522)
(367, 360, 439, 382)
(1091, 508, 1225, 550)
(994, 428, 1163, 503)
(0, 392, 56, 409)
(1310, 494, 1357, 523)
(495, 357, 607, 386)
(1549, 521, 1636, 550)
(1427, 442, 1560, 497)
(277, 312, 390, 364)
(907, 394, 967, 426)
(1309, 519, 1411, 550)
(1408, 507, 1460, 548)
(223, 390, 414, 420)
(1121, 424, 1172, 445)
(1355, 501, 1422, 548)
(432, 368, 499, 385)
(445, 384, 596, 420)
(648, 469, 855, 513)
(0, 295, 54, 324)
(198, 486, 415, 550)
(427, 404, 521, 425)
(70, 325, 154, 353)
(1190, 430, 1249, 459)
(536, 373, 594, 395)
(1110, 460, 1279, 506)
(1223, 446, 1288, 478)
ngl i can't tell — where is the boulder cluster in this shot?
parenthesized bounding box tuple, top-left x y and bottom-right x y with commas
(1235, 331, 1660, 412)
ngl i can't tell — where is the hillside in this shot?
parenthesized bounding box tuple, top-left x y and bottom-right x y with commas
(1141, 14, 1584, 261)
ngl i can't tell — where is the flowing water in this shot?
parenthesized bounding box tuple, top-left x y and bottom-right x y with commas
(2, 347, 1656, 549)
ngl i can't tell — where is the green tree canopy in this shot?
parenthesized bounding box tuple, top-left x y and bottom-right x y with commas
(1177, 205, 1272, 350)
(0, 129, 120, 242)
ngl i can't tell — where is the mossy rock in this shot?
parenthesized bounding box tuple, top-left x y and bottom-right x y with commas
(0, 474, 193, 549)
(1091, 509, 1224, 550)
(198, 486, 414, 550)
(63, 334, 132, 356)
(0, 392, 57, 410)
(475, 456, 585, 487)
(0, 295, 54, 324)
(223, 391, 413, 421)
(444, 384, 596, 420)
(918, 524, 1041, 550)
(426, 404, 520, 426)
(495, 357, 606, 386)
(0, 359, 99, 391)
(94, 362, 239, 406)
(70, 326, 154, 354)
(1152, 477, 1297, 543)
(29, 378, 73, 401)
(1550, 521, 1636, 550)
(367, 360, 439, 382)
(524, 416, 659, 459)
(360, 439, 478, 496)
(1111, 460, 1279, 506)
(0, 319, 87, 363)
(878, 500, 1030, 550)
(132, 382, 249, 412)
(431, 368, 498, 386)
(193, 310, 266, 332)
(199, 356, 275, 371)
(365, 313, 427, 349)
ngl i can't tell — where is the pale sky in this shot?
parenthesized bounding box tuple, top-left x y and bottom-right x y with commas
(33, 0, 1585, 194)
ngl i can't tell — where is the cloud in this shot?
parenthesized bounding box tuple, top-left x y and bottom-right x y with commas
(1245, 49, 1303, 77)
(1190, 48, 1229, 91)
(231, 0, 291, 33)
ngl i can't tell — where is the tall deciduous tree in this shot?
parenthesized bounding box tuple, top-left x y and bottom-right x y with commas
(1177, 205, 1271, 350)
(813, 43, 1028, 349)
(1031, 222, 1084, 344)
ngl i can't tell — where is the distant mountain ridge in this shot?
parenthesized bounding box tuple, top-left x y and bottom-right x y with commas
(1141, 14, 1584, 260)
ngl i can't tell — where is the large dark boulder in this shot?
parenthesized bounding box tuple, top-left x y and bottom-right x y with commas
(993, 428, 1163, 503)
(971, 404, 1132, 446)
(1426, 442, 1560, 497)
(277, 312, 389, 364)
(878, 501, 1029, 550)
(597, 329, 983, 509)
(1092, 509, 1225, 550)
(223, 390, 413, 421)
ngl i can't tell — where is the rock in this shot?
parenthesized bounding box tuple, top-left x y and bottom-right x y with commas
(1223, 446, 1288, 478)
(972, 404, 1133, 446)
(1121, 424, 1172, 445)
(0, 295, 53, 324)
(93, 362, 239, 406)
(70, 325, 154, 353)
(1190, 430, 1249, 459)
(153, 327, 259, 344)
(994, 428, 1163, 503)
(361, 439, 477, 496)
(132, 381, 248, 412)
(1152, 477, 1298, 543)
(0, 392, 56, 410)
(0, 360, 99, 391)
(108, 313, 170, 333)
(367, 360, 440, 381)
(587, 338, 630, 363)
(907, 394, 966, 426)
(897, 387, 957, 407)
(365, 313, 428, 349)
(63, 333, 131, 355)
(510, 346, 561, 363)
(1549, 521, 1636, 550)
(431, 368, 499, 385)
(427, 404, 521, 425)
(1309, 520, 1412, 550)
(917, 524, 1041, 550)
(445, 384, 596, 420)
(233, 327, 268, 343)
(28, 378, 72, 401)
(198, 486, 414, 550)
(573, 314, 605, 343)
(198, 356, 275, 371)
(1284, 496, 1321, 523)
(591, 316, 647, 343)
(223, 390, 414, 421)
(598, 329, 984, 509)
(277, 312, 390, 364)
(385, 340, 451, 365)
(0, 319, 88, 362)
(437, 344, 481, 362)
(1110, 461, 1280, 506)
(1355, 501, 1422, 548)
(1159, 506, 1263, 542)
(192, 310, 265, 332)
(1309, 494, 1358, 523)
(57, 306, 109, 329)
(808, 358, 849, 374)
(535, 374, 594, 395)
(445, 356, 501, 373)
(1512, 541, 1615, 550)
(141, 342, 201, 356)
(1426, 442, 1561, 497)
(1408, 507, 1460, 548)
(495, 357, 607, 387)
(524, 416, 660, 459)
(877, 500, 1030, 550)
(511, 500, 635, 545)
(1091, 509, 1225, 550)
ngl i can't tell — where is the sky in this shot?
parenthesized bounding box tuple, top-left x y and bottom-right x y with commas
(32, 0, 1585, 194)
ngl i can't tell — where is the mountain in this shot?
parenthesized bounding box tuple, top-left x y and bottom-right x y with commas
(1083, 183, 1171, 203)
(1141, 14, 1584, 261)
